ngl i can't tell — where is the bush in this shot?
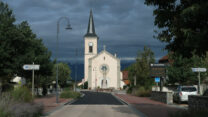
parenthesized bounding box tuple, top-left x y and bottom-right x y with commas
(132, 87, 151, 97)
(0, 108, 11, 117)
(127, 86, 133, 94)
(169, 110, 208, 117)
(10, 103, 43, 117)
(0, 92, 43, 117)
(60, 90, 81, 99)
(83, 82, 88, 89)
(11, 86, 33, 102)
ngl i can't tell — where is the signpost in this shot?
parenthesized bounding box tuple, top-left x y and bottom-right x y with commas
(155, 77, 160, 83)
(150, 63, 166, 92)
(192, 68, 207, 94)
(155, 77, 160, 91)
(150, 64, 166, 77)
(23, 63, 40, 96)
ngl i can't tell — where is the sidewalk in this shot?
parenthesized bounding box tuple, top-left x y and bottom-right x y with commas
(115, 94, 184, 117)
(34, 95, 72, 114)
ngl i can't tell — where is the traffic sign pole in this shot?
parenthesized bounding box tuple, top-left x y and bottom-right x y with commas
(23, 64, 40, 97)
(192, 68, 206, 95)
(198, 72, 201, 94)
(32, 62, 34, 97)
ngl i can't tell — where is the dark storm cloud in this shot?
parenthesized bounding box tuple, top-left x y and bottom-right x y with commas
(2, 0, 167, 63)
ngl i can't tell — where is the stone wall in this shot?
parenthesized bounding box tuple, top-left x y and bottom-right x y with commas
(151, 91, 173, 104)
(188, 95, 208, 110)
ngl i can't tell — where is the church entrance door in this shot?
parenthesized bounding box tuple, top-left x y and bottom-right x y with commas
(101, 79, 107, 88)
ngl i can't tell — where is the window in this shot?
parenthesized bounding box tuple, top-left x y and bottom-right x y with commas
(88, 42, 93, 53)
(89, 46, 93, 53)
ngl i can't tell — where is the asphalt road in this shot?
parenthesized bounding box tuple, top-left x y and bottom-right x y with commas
(71, 91, 124, 105)
(47, 91, 141, 117)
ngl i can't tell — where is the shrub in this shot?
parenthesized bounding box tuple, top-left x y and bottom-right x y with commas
(127, 86, 133, 94)
(9, 103, 43, 117)
(60, 90, 81, 99)
(11, 86, 33, 102)
(0, 92, 43, 117)
(0, 108, 11, 117)
(132, 87, 151, 97)
(83, 82, 88, 89)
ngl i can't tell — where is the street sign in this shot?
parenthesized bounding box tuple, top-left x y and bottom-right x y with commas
(150, 63, 166, 77)
(150, 64, 165, 67)
(155, 77, 160, 83)
(23, 64, 40, 70)
(192, 68, 207, 72)
(191, 67, 207, 95)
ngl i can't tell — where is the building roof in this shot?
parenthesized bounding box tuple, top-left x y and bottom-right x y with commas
(159, 54, 174, 64)
(89, 49, 120, 62)
(85, 9, 97, 37)
(122, 71, 128, 80)
(158, 55, 170, 64)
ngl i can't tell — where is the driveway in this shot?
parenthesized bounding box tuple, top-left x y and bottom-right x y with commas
(47, 91, 142, 117)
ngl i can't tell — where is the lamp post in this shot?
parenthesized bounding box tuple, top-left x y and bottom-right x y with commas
(56, 17, 72, 103)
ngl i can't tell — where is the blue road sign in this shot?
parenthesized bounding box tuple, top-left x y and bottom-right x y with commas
(155, 77, 160, 83)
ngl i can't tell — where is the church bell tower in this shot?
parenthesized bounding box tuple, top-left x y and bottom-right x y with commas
(84, 10, 98, 82)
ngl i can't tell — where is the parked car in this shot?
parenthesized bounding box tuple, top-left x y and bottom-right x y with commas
(173, 86, 197, 103)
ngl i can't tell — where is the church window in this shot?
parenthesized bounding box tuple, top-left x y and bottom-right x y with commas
(88, 42, 93, 53)
(89, 46, 93, 53)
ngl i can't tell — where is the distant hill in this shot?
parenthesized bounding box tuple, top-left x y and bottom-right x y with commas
(68, 61, 134, 81)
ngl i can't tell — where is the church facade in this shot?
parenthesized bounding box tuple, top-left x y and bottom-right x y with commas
(84, 10, 124, 90)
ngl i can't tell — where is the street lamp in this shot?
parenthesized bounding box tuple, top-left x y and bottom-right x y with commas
(56, 17, 72, 103)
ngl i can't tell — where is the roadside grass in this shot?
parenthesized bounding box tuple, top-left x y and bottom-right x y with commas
(0, 87, 43, 117)
(169, 109, 208, 117)
(60, 89, 81, 99)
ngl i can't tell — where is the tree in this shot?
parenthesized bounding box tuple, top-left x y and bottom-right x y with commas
(145, 0, 208, 58)
(124, 63, 136, 86)
(0, 2, 54, 91)
(126, 46, 155, 89)
(0, 2, 17, 87)
(167, 53, 208, 85)
(135, 46, 155, 89)
(52, 63, 71, 88)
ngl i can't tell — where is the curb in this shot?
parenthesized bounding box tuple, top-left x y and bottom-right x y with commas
(42, 93, 85, 116)
(42, 99, 73, 116)
(111, 93, 148, 117)
(64, 93, 85, 105)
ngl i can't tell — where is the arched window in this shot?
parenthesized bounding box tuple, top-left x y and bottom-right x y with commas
(88, 42, 93, 53)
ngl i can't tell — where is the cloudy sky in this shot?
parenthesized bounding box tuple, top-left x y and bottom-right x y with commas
(2, 0, 167, 63)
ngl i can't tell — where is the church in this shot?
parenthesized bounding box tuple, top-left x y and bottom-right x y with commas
(84, 10, 125, 90)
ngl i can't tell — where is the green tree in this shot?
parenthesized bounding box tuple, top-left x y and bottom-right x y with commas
(135, 46, 155, 89)
(145, 0, 208, 58)
(168, 53, 208, 85)
(124, 63, 136, 86)
(52, 63, 71, 88)
(0, 1, 54, 91)
(0, 2, 17, 87)
(126, 46, 155, 89)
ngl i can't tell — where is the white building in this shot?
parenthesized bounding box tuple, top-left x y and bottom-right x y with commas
(84, 10, 124, 90)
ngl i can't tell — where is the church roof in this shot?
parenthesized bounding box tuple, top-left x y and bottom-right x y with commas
(85, 10, 97, 37)
(89, 49, 120, 62)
